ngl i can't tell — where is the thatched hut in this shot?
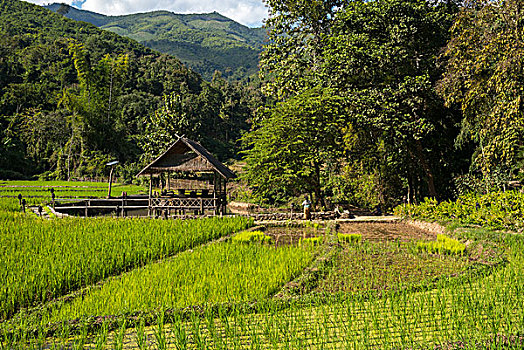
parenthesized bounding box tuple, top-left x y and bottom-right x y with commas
(137, 137, 235, 216)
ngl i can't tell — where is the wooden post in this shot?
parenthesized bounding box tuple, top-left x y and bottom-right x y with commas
(222, 179, 227, 216)
(121, 192, 126, 217)
(148, 173, 153, 217)
(85, 200, 89, 217)
(213, 172, 219, 216)
(200, 197, 204, 215)
(107, 166, 114, 198)
(221, 179, 227, 215)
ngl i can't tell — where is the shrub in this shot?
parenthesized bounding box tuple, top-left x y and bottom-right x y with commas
(394, 191, 524, 231)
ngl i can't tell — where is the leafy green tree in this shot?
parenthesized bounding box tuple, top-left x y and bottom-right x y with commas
(139, 73, 255, 162)
(438, 0, 524, 176)
(260, 0, 345, 100)
(243, 87, 346, 206)
(326, 0, 462, 202)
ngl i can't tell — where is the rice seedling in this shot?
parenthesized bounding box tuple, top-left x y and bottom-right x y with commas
(231, 230, 272, 243)
(299, 236, 323, 246)
(315, 238, 470, 294)
(4, 189, 524, 349)
(416, 234, 466, 255)
(42, 240, 317, 322)
(337, 233, 362, 244)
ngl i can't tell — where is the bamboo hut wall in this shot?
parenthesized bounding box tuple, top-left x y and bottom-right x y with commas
(169, 178, 214, 190)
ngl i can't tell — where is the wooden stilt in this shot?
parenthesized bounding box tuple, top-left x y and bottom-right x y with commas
(148, 174, 153, 217)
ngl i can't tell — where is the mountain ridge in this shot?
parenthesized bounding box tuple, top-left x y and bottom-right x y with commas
(45, 3, 266, 81)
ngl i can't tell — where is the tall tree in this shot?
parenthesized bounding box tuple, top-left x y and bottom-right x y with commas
(242, 87, 346, 206)
(56, 41, 129, 179)
(260, 0, 347, 100)
(324, 0, 461, 201)
(438, 0, 524, 176)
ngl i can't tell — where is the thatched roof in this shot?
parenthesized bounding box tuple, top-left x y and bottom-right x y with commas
(136, 137, 236, 179)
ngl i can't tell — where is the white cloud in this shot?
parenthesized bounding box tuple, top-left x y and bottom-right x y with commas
(28, 0, 268, 27)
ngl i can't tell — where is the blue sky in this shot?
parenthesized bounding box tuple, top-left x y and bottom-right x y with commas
(28, 0, 268, 27)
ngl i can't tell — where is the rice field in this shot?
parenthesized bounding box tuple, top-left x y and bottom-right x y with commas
(0, 209, 251, 319)
(0, 180, 145, 209)
(42, 241, 317, 323)
(1, 182, 523, 349)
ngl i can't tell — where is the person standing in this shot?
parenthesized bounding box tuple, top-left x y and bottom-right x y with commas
(302, 196, 312, 220)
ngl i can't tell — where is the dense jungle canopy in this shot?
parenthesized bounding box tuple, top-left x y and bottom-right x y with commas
(1, 0, 523, 209)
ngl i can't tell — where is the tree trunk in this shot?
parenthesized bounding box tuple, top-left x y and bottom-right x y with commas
(407, 174, 414, 205)
(313, 161, 326, 209)
(414, 141, 437, 199)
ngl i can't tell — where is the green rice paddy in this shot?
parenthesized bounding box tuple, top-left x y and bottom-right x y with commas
(1, 182, 522, 349)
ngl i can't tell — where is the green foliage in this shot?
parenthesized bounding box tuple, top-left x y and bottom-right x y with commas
(242, 87, 346, 205)
(337, 233, 362, 244)
(251, 0, 466, 207)
(416, 234, 466, 256)
(323, 0, 462, 203)
(325, 164, 381, 209)
(395, 190, 524, 231)
(44, 241, 315, 321)
(139, 73, 254, 162)
(231, 230, 272, 243)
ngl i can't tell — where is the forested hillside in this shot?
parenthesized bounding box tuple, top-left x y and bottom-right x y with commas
(0, 0, 259, 180)
(45, 3, 266, 81)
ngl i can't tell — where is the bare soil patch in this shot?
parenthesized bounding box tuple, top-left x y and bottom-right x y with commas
(263, 225, 326, 247)
(338, 221, 436, 242)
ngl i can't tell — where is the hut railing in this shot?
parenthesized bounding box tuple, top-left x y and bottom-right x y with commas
(150, 197, 217, 210)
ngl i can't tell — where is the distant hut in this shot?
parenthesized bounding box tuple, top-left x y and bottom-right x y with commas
(136, 137, 235, 217)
